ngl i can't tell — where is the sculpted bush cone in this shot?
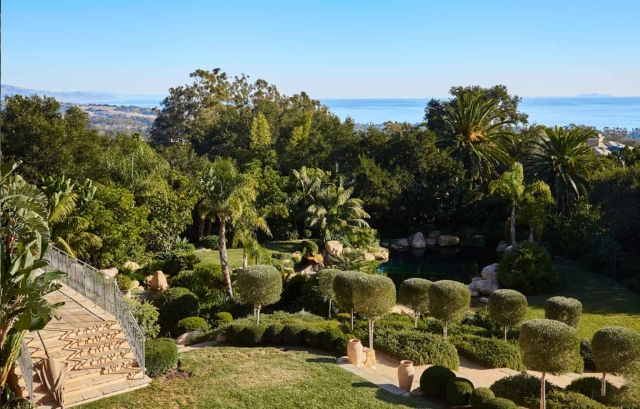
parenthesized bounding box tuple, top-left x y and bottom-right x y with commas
(347, 339, 363, 367)
(397, 360, 415, 391)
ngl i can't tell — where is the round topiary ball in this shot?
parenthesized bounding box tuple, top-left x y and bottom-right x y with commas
(488, 289, 528, 337)
(519, 319, 579, 375)
(470, 387, 495, 408)
(544, 296, 582, 328)
(145, 337, 178, 377)
(420, 365, 456, 399)
(214, 312, 233, 327)
(176, 316, 209, 335)
(398, 278, 433, 323)
(592, 326, 640, 376)
(446, 377, 475, 405)
(158, 287, 200, 336)
(484, 397, 517, 409)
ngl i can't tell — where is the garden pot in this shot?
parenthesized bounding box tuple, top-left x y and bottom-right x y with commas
(347, 339, 363, 367)
(397, 360, 414, 391)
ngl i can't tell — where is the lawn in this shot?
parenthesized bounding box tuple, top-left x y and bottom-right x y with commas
(195, 241, 304, 269)
(526, 259, 640, 338)
(78, 346, 436, 409)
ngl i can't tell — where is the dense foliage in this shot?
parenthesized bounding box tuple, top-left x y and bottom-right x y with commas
(145, 337, 178, 377)
(497, 241, 559, 294)
(544, 296, 582, 328)
(446, 377, 474, 405)
(126, 298, 160, 339)
(157, 287, 200, 336)
(236, 265, 282, 324)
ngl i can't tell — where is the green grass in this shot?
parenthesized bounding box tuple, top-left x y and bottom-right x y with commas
(195, 241, 304, 269)
(526, 259, 640, 338)
(78, 346, 437, 409)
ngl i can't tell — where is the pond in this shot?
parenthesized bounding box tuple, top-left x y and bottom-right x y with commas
(377, 245, 498, 287)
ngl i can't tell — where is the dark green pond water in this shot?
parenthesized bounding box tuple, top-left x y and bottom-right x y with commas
(378, 246, 497, 287)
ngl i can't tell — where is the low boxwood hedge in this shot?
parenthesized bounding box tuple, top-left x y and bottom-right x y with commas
(471, 387, 495, 408)
(303, 327, 325, 348)
(490, 373, 559, 407)
(451, 334, 525, 371)
(265, 323, 285, 344)
(484, 397, 517, 409)
(420, 365, 456, 399)
(321, 328, 343, 351)
(240, 325, 266, 346)
(177, 316, 209, 335)
(446, 377, 474, 405)
(281, 324, 306, 346)
(145, 337, 178, 377)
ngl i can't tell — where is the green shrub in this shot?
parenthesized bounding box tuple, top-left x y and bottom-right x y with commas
(544, 296, 582, 328)
(199, 235, 220, 250)
(271, 252, 291, 260)
(321, 328, 343, 351)
(171, 264, 225, 299)
(240, 325, 266, 346)
(488, 289, 528, 339)
(176, 317, 209, 335)
(337, 333, 353, 356)
(336, 313, 351, 323)
(578, 338, 596, 371)
(301, 240, 319, 255)
(446, 377, 475, 405)
(317, 268, 340, 318)
(281, 324, 306, 345)
(428, 280, 471, 339)
(497, 241, 559, 295)
(565, 377, 619, 403)
(265, 323, 285, 344)
(519, 319, 580, 375)
(236, 265, 283, 324)
(303, 327, 325, 348)
(352, 274, 396, 349)
(484, 397, 517, 409)
(225, 322, 248, 344)
(545, 390, 607, 409)
(398, 278, 432, 326)
(116, 274, 132, 291)
(145, 338, 178, 377)
(462, 307, 502, 335)
(592, 326, 640, 376)
(368, 328, 459, 369)
(290, 252, 302, 264)
(214, 312, 233, 327)
(471, 387, 495, 408)
(158, 287, 200, 336)
(420, 365, 456, 399)
(490, 373, 559, 407)
(126, 298, 160, 339)
(163, 251, 201, 275)
(452, 334, 525, 371)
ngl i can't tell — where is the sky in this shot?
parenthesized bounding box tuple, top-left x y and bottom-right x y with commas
(3, 0, 640, 98)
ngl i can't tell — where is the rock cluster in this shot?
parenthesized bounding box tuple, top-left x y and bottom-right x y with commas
(468, 263, 501, 296)
(386, 231, 461, 250)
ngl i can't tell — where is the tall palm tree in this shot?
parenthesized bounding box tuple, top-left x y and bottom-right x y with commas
(442, 92, 514, 186)
(200, 158, 256, 296)
(306, 184, 370, 242)
(232, 205, 271, 269)
(526, 126, 603, 215)
(290, 167, 325, 235)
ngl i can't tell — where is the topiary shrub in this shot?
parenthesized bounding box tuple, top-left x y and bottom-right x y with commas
(240, 325, 266, 347)
(446, 377, 475, 406)
(145, 337, 178, 377)
(176, 316, 209, 335)
(321, 328, 343, 351)
(428, 280, 471, 339)
(398, 278, 432, 327)
(420, 365, 456, 399)
(236, 265, 282, 324)
(488, 289, 528, 340)
(490, 373, 559, 407)
(333, 271, 366, 330)
(158, 287, 200, 336)
(591, 326, 640, 397)
(116, 274, 132, 291)
(171, 264, 225, 300)
(484, 397, 517, 409)
(281, 324, 306, 346)
(352, 274, 396, 349)
(214, 312, 233, 327)
(497, 241, 559, 295)
(265, 323, 285, 344)
(544, 296, 582, 328)
(317, 269, 340, 319)
(225, 322, 248, 345)
(199, 235, 220, 250)
(303, 327, 325, 348)
(471, 387, 495, 408)
(451, 334, 525, 371)
(565, 376, 619, 403)
(126, 298, 160, 339)
(366, 328, 459, 368)
(301, 240, 319, 256)
(545, 390, 608, 409)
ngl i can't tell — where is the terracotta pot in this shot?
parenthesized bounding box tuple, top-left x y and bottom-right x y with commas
(397, 360, 414, 391)
(347, 339, 363, 367)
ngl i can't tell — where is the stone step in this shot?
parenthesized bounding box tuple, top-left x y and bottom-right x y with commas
(31, 338, 130, 361)
(66, 359, 140, 381)
(29, 332, 126, 355)
(67, 349, 134, 370)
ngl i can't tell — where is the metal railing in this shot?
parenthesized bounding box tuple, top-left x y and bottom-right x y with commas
(45, 247, 145, 378)
(18, 338, 34, 403)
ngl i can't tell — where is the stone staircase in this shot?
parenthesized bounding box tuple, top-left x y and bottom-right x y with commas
(16, 286, 150, 408)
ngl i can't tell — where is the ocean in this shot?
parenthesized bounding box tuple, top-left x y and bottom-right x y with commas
(115, 97, 640, 130)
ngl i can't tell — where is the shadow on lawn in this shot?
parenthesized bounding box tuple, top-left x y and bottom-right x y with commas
(306, 357, 335, 364)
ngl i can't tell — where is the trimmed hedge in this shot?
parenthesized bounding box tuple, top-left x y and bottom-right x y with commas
(368, 328, 460, 369)
(303, 327, 325, 348)
(544, 390, 608, 409)
(265, 323, 285, 344)
(471, 387, 495, 408)
(420, 365, 456, 399)
(240, 325, 266, 346)
(176, 316, 209, 335)
(214, 312, 233, 327)
(145, 338, 178, 377)
(321, 328, 343, 351)
(490, 373, 559, 407)
(446, 377, 474, 406)
(158, 287, 200, 336)
(226, 322, 248, 344)
(544, 296, 582, 328)
(281, 324, 306, 346)
(484, 397, 517, 409)
(452, 334, 525, 371)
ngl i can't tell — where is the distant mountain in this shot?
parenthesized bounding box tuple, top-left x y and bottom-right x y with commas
(1, 84, 165, 104)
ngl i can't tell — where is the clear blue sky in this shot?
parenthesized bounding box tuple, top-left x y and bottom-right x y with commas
(3, 0, 640, 98)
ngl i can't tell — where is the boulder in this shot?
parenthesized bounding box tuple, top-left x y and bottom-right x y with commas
(437, 235, 459, 247)
(175, 331, 200, 346)
(101, 267, 119, 278)
(130, 280, 140, 290)
(479, 297, 489, 304)
(216, 333, 227, 343)
(149, 271, 169, 292)
(428, 230, 441, 239)
(481, 263, 499, 282)
(471, 291, 480, 297)
(325, 241, 344, 257)
(467, 263, 501, 295)
(373, 251, 389, 262)
(363, 252, 375, 262)
(409, 232, 427, 248)
(389, 238, 409, 250)
(505, 245, 514, 253)
(380, 240, 390, 247)
(425, 238, 438, 246)
(361, 347, 376, 369)
(496, 241, 509, 252)
(123, 261, 141, 271)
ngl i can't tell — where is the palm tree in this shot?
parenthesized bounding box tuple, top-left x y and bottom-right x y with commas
(489, 163, 525, 245)
(232, 205, 271, 269)
(41, 176, 102, 258)
(306, 184, 370, 242)
(442, 92, 514, 186)
(200, 158, 256, 296)
(526, 126, 603, 215)
(290, 167, 325, 236)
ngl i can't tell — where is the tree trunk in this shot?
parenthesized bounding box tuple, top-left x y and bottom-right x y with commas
(540, 372, 546, 409)
(198, 217, 205, 239)
(511, 199, 517, 245)
(219, 219, 233, 297)
(504, 326, 508, 341)
(350, 308, 354, 331)
(256, 305, 261, 325)
(328, 299, 332, 319)
(443, 321, 448, 339)
(602, 372, 607, 397)
(242, 248, 248, 269)
(529, 225, 535, 242)
(206, 218, 212, 236)
(414, 313, 419, 328)
(369, 319, 374, 350)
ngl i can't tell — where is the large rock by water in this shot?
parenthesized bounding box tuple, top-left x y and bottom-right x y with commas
(389, 238, 409, 250)
(428, 230, 441, 239)
(437, 235, 459, 247)
(409, 232, 427, 248)
(467, 263, 501, 295)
